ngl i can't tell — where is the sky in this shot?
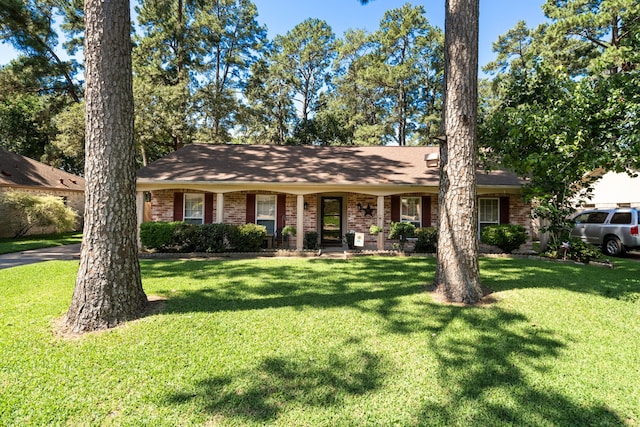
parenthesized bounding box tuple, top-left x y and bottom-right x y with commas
(0, 0, 548, 73)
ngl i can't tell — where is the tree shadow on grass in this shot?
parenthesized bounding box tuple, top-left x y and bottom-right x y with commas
(164, 341, 386, 424)
(412, 304, 627, 426)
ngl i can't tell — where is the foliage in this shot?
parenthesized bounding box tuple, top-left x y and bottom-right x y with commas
(1, 257, 639, 425)
(369, 224, 383, 235)
(139, 221, 180, 251)
(545, 239, 605, 264)
(0, 191, 77, 237)
(481, 2, 640, 251)
(414, 226, 437, 253)
(303, 231, 319, 250)
(281, 225, 296, 236)
(140, 221, 266, 253)
(480, 224, 528, 253)
(227, 223, 267, 252)
(388, 221, 415, 251)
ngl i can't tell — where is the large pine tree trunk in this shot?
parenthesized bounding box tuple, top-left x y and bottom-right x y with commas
(66, 0, 147, 333)
(434, 0, 482, 304)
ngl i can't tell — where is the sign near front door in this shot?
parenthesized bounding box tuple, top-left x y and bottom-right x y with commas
(354, 232, 365, 247)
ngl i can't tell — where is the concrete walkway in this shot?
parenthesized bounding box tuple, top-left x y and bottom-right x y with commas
(0, 243, 81, 270)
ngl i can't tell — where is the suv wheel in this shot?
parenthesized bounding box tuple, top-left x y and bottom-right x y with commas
(603, 236, 625, 257)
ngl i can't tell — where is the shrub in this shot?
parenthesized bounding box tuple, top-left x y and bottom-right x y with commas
(546, 239, 603, 264)
(0, 191, 77, 237)
(389, 222, 416, 251)
(304, 231, 319, 250)
(227, 223, 266, 252)
(140, 222, 177, 250)
(481, 224, 528, 253)
(194, 223, 229, 253)
(414, 227, 437, 253)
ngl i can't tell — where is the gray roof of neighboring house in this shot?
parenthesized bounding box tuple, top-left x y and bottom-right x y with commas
(137, 143, 525, 188)
(0, 149, 85, 192)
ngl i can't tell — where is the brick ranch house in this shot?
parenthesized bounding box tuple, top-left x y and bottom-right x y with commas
(136, 144, 530, 251)
(0, 148, 85, 238)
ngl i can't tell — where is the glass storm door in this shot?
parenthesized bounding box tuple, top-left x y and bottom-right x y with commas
(321, 197, 342, 245)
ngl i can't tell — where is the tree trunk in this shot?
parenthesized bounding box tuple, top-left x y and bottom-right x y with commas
(434, 0, 482, 304)
(66, 0, 147, 333)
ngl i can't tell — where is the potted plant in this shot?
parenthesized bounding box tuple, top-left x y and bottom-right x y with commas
(369, 224, 383, 235)
(281, 225, 296, 249)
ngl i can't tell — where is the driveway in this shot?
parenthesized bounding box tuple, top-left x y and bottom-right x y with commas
(0, 244, 81, 270)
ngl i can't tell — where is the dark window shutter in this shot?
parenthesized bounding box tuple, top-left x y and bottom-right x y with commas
(500, 196, 510, 224)
(204, 193, 214, 224)
(421, 196, 431, 227)
(391, 196, 400, 222)
(277, 194, 287, 230)
(173, 192, 184, 221)
(246, 194, 256, 224)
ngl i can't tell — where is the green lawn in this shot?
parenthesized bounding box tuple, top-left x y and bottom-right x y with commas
(0, 232, 82, 254)
(1, 256, 638, 426)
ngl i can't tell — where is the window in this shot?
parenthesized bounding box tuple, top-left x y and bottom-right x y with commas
(479, 198, 499, 234)
(611, 212, 632, 224)
(401, 197, 421, 228)
(256, 195, 276, 235)
(184, 193, 204, 225)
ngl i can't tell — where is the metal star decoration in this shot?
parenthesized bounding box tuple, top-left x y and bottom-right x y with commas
(363, 204, 375, 217)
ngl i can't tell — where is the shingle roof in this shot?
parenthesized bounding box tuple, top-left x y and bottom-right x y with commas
(137, 144, 524, 188)
(0, 149, 85, 192)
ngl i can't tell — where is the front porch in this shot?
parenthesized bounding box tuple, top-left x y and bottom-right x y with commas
(137, 188, 530, 251)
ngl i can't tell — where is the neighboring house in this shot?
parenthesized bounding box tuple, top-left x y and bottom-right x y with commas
(0, 148, 85, 238)
(136, 144, 530, 251)
(580, 170, 640, 209)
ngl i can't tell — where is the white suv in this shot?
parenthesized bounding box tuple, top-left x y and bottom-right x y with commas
(571, 208, 640, 256)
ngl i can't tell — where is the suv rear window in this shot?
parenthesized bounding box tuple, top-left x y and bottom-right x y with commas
(610, 212, 632, 224)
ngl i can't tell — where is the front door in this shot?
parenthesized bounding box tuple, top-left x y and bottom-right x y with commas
(321, 197, 342, 245)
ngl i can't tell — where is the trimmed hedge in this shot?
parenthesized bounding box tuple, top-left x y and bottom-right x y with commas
(140, 222, 266, 253)
(481, 224, 528, 253)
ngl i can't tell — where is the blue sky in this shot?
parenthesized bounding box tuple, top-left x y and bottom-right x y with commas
(0, 0, 547, 72)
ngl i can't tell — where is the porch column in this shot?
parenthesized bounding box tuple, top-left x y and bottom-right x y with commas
(377, 196, 385, 251)
(296, 195, 304, 251)
(216, 193, 224, 223)
(136, 191, 145, 248)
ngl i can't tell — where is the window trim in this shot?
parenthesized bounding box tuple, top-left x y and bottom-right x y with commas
(256, 194, 277, 235)
(183, 193, 204, 225)
(401, 197, 421, 228)
(479, 197, 500, 236)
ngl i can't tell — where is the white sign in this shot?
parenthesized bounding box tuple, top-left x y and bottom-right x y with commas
(354, 232, 365, 247)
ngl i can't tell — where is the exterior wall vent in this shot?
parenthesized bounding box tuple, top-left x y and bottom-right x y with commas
(425, 152, 439, 168)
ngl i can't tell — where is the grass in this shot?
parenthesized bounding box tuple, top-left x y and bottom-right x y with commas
(0, 232, 82, 254)
(1, 256, 639, 426)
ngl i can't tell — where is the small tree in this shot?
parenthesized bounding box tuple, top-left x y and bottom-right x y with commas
(0, 191, 77, 237)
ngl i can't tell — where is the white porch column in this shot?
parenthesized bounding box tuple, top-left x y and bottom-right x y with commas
(296, 195, 304, 251)
(216, 193, 224, 223)
(136, 191, 145, 248)
(377, 195, 385, 251)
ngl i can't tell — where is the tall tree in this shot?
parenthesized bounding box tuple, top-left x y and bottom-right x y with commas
(66, 0, 147, 333)
(191, 0, 267, 143)
(0, 0, 81, 102)
(272, 18, 336, 144)
(433, 0, 482, 303)
(243, 54, 296, 144)
(370, 3, 444, 145)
